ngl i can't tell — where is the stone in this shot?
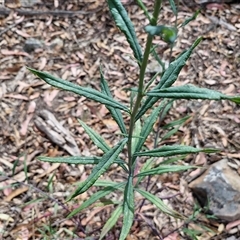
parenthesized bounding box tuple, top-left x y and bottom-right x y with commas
(23, 38, 44, 53)
(189, 159, 240, 222)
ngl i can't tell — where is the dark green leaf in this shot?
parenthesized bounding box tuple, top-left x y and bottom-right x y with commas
(100, 69, 127, 134)
(136, 0, 152, 22)
(38, 156, 101, 164)
(78, 119, 110, 153)
(136, 158, 154, 186)
(100, 205, 123, 240)
(37, 155, 126, 165)
(27, 67, 129, 113)
(68, 138, 127, 200)
(107, 0, 142, 62)
(136, 164, 196, 177)
(68, 182, 125, 218)
(78, 119, 128, 172)
(135, 188, 181, 217)
(162, 115, 190, 129)
(133, 100, 167, 163)
(161, 127, 180, 141)
(136, 38, 202, 120)
(180, 10, 200, 28)
(135, 145, 218, 157)
(147, 84, 240, 102)
(169, 0, 177, 16)
(119, 176, 134, 240)
(94, 180, 124, 187)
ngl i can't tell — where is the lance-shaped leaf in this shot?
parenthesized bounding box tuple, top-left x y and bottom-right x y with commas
(100, 205, 123, 240)
(119, 176, 134, 240)
(68, 182, 125, 218)
(134, 145, 217, 157)
(168, 0, 177, 16)
(135, 188, 182, 218)
(147, 84, 240, 103)
(38, 156, 100, 164)
(78, 119, 128, 172)
(68, 138, 127, 200)
(133, 100, 167, 160)
(78, 119, 110, 153)
(180, 10, 200, 28)
(136, 164, 196, 178)
(28, 67, 129, 113)
(37, 155, 125, 165)
(107, 0, 142, 63)
(136, 38, 202, 120)
(135, 158, 154, 187)
(100, 70, 127, 134)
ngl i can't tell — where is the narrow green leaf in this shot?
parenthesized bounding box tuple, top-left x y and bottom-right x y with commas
(147, 84, 232, 100)
(37, 155, 126, 165)
(134, 100, 167, 157)
(135, 188, 182, 218)
(38, 156, 101, 164)
(100, 69, 127, 134)
(225, 96, 240, 104)
(162, 115, 190, 129)
(27, 67, 129, 113)
(180, 10, 200, 28)
(132, 119, 141, 154)
(78, 119, 128, 172)
(160, 155, 188, 165)
(94, 180, 125, 187)
(78, 119, 110, 153)
(161, 126, 180, 141)
(135, 145, 218, 157)
(136, 0, 152, 22)
(68, 138, 127, 200)
(68, 182, 125, 218)
(100, 205, 123, 240)
(131, 100, 168, 165)
(107, 0, 142, 62)
(168, 0, 177, 16)
(119, 176, 134, 240)
(148, 84, 240, 102)
(160, 100, 174, 121)
(136, 158, 154, 186)
(136, 164, 196, 177)
(136, 37, 202, 120)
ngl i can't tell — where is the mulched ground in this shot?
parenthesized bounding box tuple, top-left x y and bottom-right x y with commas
(1, 0, 240, 239)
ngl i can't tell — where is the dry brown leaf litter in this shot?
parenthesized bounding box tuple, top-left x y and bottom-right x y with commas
(0, 1, 240, 239)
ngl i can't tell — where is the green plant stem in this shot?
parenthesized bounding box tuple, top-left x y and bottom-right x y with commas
(127, 0, 162, 173)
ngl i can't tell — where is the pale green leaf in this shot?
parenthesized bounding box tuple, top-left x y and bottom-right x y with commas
(119, 176, 134, 240)
(100, 69, 127, 134)
(68, 182, 125, 218)
(135, 188, 181, 218)
(148, 84, 240, 102)
(100, 205, 123, 239)
(68, 138, 127, 200)
(136, 164, 196, 177)
(135, 145, 217, 157)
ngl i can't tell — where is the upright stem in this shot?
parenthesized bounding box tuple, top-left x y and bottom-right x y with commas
(127, 0, 162, 173)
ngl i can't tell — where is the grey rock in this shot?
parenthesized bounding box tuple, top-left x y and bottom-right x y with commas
(226, 236, 240, 240)
(189, 159, 240, 222)
(23, 38, 44, 52)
